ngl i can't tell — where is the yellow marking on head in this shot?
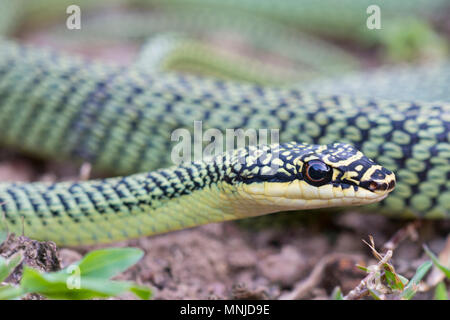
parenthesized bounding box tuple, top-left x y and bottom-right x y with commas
(303, 155, 319, 163)
(277, 168, 292, 177)
(332, 186, 345, 198)
(260, 156, 271, 165)
(323, 151, 364, 167)
(343, 187, 355, 197)
(263, 181, 284, 197)
(235, 179, 389, 216)
(292, 156, 304, 171)
(315, 145, 328, 153)
(318, 184, 334, 199)
(260, 166, 274, 175)
(332, 169, 340, 181)
(284, 181, 301, 199)
(250, 167, 260, 175)
(286, 163, 296, 171)
(360, 164, 395, 185)
(341, 170, 360, 185)
(271, 158, 284, 167)
(299, 180, 318, 199)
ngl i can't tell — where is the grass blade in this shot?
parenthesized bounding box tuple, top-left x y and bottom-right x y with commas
(423, 245, 450, 279)
(401, 260, 433, 300)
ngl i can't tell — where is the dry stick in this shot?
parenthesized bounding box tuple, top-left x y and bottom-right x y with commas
(79, 162, 92, 181)
(282, 221, 422, 300)
(344, 250, 393, 300)
(383, 221, 421, 252)
(279, 253, 363, 300)
(345, 221, 422, 300)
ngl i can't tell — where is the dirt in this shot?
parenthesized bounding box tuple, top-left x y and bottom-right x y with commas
(0, 234, 60, 283)
(0, 234, 60, 300)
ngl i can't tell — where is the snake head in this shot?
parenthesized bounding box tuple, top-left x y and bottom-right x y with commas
(225, 142, 396, 216)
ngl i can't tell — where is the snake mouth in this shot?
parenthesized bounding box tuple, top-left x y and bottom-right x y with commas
(238, 178, 395, 213)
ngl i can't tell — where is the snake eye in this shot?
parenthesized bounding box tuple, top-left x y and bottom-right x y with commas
(303, 160, 332, 186)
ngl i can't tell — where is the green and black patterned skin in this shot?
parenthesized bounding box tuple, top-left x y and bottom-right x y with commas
(0, 41, 448, 224)
(0, 142, 395, 245)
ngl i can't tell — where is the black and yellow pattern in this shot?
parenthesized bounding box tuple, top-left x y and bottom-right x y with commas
(0, 142, 395, 245)
(0, 41, 447, 221)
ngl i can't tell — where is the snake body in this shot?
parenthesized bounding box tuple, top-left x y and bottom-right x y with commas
(0, 1, 448, 245)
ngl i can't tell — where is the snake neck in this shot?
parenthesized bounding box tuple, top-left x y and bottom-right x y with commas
(0, 156, 261, 246)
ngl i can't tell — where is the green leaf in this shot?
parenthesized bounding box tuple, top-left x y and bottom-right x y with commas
(385, 270, 404, 291)
(434, 282, 448, 300)
(331, 286, 344, 300)
(19, 248, 151, 300)
(0, 252, 23, 283)
(356, 265, 369, 273)
(368, 289, 383, 300)
(0, 257, 7, 282)
(423, 245, 450, 279)
(21, 263, 152, 300)
(0, 284, 24, 300)
(72, 247, 144, 279)
(21, 266, 143, 300)
(401, 260, 433, 300)
(79, 279, 151, 300)
(397, 274, 409, 286)
(129, 284, 152, 300)
(21, 266, 85, 300)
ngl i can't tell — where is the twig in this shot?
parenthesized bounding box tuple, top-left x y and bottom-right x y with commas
(279, 253, 362, 300)
(79, 162, 92, 181)
(344, 250, 393, 300)
(383, 221, 421, 252)
(344, 221, 424, 300)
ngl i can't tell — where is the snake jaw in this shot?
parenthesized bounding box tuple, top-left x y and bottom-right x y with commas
(237, 175, 395, 215)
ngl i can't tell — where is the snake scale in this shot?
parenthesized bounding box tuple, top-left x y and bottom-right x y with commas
(0, 1, 449, 245)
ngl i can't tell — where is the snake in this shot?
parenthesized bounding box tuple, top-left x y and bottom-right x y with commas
(0, 141, 396, 245)
(0, 1, 448, 245)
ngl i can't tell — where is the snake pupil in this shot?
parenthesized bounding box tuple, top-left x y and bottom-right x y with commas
(303, 160, 332, 186)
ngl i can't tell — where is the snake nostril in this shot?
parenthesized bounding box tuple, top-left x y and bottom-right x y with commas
(369, 181, 379, 191)
(368, 181, 388, 192)
(388, 180, 396, 190)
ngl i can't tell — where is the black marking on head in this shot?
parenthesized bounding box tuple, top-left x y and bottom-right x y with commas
(220, 142, 393, 193)
(371, 169, 387, 180)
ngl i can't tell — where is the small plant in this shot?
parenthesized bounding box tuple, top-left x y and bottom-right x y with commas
(0, 247, 151, 300)
(338, 236, 449, 300)
(423, 245, 450, 300)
